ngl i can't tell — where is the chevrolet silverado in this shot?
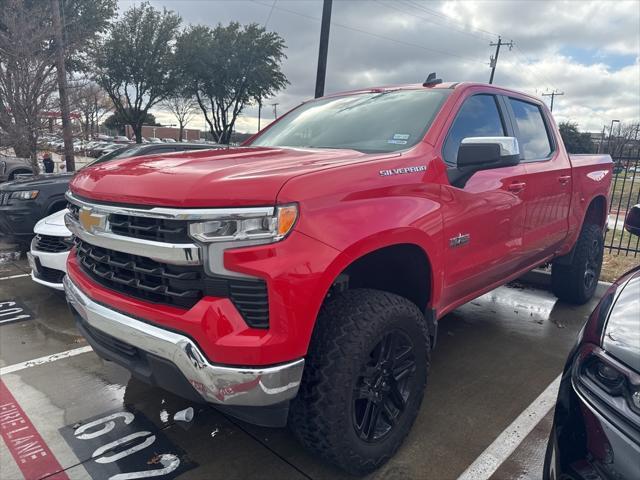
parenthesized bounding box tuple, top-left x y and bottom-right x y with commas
(63, 81, 612, 474)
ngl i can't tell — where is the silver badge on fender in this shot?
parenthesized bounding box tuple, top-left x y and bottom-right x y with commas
(379, 165, 427, 176)
(449, 233, 470, 248)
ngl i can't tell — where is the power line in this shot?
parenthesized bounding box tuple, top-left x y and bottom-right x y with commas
(375, 0, 492, 42)
(512, 45, 556, 91)
(250, 0, 487, 65)
(401, 0, 499, 39)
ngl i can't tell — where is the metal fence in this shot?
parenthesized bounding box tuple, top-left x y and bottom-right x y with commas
(605, 156, 640, 257)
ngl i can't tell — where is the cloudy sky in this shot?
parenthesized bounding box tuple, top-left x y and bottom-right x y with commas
(120, 0, 640, 134)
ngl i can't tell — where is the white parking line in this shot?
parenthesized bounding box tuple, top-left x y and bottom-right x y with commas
(0, 346, 94, 375)
(457, 374, 561, 480)
(0, 273, 30, 281)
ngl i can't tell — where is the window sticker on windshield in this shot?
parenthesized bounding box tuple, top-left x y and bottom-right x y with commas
(393, 133, 410, 140)
(388, 139, 408, 145)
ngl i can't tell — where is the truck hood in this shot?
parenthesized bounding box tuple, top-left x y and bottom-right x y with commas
(70, 146, 392, 207)
(34, 208, 71, 237)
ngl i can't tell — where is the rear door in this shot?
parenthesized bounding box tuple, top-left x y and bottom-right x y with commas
(439, 93, 528, 308)
(506, 97, 572, 263)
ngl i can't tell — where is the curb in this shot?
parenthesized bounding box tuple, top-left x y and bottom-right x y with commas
(519, 269, 612, 297)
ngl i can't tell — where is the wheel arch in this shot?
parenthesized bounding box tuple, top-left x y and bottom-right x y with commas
(46, 195, 68, 215)
(310, 229, 440, 345)
(583, 195, 608, 229)
(8, 168, 33, 180)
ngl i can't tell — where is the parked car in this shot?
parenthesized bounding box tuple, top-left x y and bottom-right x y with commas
(113, 136, 132, 143)
(161, 137, 177, 143)
(0, 143, 220, 247)
(544, 204, 640, 480)
(100, 144, 126, 156)
(0, 154, 34, 182)
(64, 81, 613, 475)
(148, 137, 163, 143)
(28, 208, 71, 290)
(89, 142, 114, 157)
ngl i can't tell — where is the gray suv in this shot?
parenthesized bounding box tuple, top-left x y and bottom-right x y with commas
(0, 155, 34, 183)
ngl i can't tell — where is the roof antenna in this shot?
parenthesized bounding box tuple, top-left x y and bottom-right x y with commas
(423, 72, 442, 87)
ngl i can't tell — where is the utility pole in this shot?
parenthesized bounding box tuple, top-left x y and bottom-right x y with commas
(50, 0, 75, 172)
(488, 36, 514, 84)
(314, 0, 333, 98)
(598, 125, 606, 154)
(257, 97, 262, 132)
(606, 119, 620, 155)
(272, 103, 279, 119)
(542, 90, 564, 112)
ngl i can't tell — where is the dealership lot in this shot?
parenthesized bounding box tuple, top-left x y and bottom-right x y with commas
(1, 256, 603, 480)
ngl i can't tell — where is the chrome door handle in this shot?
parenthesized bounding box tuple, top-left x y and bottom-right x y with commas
(508, 182, 526, 193)
(558, 175, 571, 185)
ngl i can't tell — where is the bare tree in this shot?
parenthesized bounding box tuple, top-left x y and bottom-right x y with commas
(0, 0, 57, 169)
(163, 95, 198, 141)
(610, 122, 640, 158)
(69, 80, 113, 139)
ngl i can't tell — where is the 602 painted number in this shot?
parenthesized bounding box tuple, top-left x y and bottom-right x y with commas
(0, 301, 31, 324)
(74, 411, 180, 480)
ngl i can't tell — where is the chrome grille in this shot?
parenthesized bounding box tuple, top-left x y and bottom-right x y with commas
(0, 192, 9, 205)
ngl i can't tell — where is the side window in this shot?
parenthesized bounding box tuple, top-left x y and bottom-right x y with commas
(443, 94, 505, 166)
(508, 98, 552, 160)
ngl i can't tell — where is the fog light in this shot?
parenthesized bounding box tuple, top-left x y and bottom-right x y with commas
(633, 391, 640, 410)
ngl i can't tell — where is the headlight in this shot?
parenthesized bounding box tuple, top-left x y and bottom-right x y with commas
(10, 190, 39, 200)
(0, 161, 6, 175)
(189, 204, 298, 243)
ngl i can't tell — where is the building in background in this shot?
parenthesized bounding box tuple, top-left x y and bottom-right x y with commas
(124, 125, 201, 141)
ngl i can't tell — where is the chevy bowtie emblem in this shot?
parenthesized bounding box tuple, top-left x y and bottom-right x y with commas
(79, 208, 105, 233)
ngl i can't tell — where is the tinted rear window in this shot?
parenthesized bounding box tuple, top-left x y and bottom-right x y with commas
(509, 99, 552, 160)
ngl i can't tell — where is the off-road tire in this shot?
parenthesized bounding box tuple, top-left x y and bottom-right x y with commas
(288, 289, 430, 475)
(551, 223, 604, 304)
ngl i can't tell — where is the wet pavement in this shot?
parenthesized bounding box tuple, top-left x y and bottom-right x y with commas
(0, 255, 604, 480)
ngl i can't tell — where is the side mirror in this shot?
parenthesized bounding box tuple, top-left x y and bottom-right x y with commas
(457, 136, 520, 168)
(625, 204, 640, 237)
(448, 136, 520, 187)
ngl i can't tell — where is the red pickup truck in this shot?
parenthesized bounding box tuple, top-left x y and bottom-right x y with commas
(64, 81, 612, 474)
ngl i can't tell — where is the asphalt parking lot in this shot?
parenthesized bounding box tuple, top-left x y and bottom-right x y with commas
(0, 254, 604, 480)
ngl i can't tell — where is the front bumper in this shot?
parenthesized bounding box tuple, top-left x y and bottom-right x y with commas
(30, 238, 69, 290)
(0, 201, 40, 238)
(64, 275, 304, 407)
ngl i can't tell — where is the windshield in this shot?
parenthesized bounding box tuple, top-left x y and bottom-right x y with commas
(250, 89, 450, 153)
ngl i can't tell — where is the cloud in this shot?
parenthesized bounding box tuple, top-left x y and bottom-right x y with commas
(121, 0, 639, 133)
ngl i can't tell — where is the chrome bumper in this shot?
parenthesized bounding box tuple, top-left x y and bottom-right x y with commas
(63, 276, 304, 407)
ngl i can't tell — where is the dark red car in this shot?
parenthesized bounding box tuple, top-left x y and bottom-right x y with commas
(544, 204, 640, 480)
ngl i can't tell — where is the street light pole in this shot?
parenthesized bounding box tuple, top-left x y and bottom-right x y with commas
(606, 119, 620, 155)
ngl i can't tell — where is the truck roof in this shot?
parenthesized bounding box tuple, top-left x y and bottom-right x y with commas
(321, 81, 544, 106)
